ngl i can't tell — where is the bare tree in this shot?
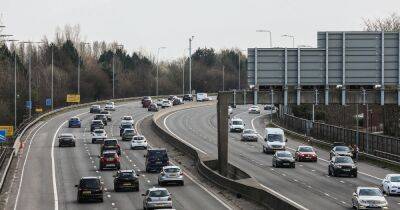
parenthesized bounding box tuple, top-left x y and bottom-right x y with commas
(363, 13, 400, 32)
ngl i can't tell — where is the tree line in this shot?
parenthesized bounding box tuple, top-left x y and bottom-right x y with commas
(0, 25, 247, 127)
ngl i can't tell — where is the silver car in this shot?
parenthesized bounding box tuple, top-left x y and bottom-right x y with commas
(352, 187, 388, 209)
(241, 129, 258, 141)
(158, 166, 184, 186)
(142, 187, 173, 210)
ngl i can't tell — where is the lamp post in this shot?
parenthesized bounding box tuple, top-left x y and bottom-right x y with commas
(156, 47, 166, 96)
(256, 30, 273, 47)
(77, 42, 90, 96)
(238, 49, 247, 90)
(189, 36, 194, 94)
(112, 44, 124, 98)
(282, 34, 295, 48)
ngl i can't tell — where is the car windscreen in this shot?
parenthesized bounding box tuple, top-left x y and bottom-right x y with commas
(335, 146, 350, 152)
(267, 134, 283, 142)
(334, 156, 353, 163)
(94, 130, 104, 134)
(148, 150, 168, 160)
(123, 117, 132, 120)
(149, 190, 169, 197)
(232, 121, 243, 125)
(121, 124, 132, 129)
(133, 136, 144, 140)
(359, 189, 382, 196)
(390, 176, 400, 182)
(277, 152, 292, 158)
(102, 153, 116, 158)
(80, 179, 100, 189)
(164, 168, 180, 173)
(104, 141, 117, 146)
(299, 147, 313, 152)
(124, 130, 134, 134)
(70, 118, 79, 121)
(243, 130, 255, 134)
(118, 172, 135, 178)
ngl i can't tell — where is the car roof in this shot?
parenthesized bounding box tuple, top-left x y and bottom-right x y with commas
(133, 135, 145, 138)
(103, 149, 117, 154)
(163, 166, 180, 170)
(124, 128, 135, 131)
(276, 151, 291, 154)
(231, 118, 243, 121)
(298, 145, 312, 149)
(148, 148, 166, 151)
(105, 138, 117, 141)
(81, 176, 100, 180)
(59, 133, 74, 137)
(92, 120, 103, 122)
(357, 186, 380, 191)
(93, 129, 105, 132)
(70, 117, 79, 120)
(119, 169, 134, 173)
(148, 187, 168, 191)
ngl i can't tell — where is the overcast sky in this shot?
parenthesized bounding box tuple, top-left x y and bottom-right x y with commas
(1, 0, 399, 60)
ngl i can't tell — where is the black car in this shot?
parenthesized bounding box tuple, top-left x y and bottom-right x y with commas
(145, 148, 169, 172)
(100, 110, 112, 121)
(90, 105, 101, 114)
(183, 94, 193, 101)
(148, 103, 159, 112)
(114, 170, 139, 192)
(90, 120, 104, 132)
(120, 123, 133, 136)
(75, 177, 103, 203)
(328, 156, 357, 177)
(58, 133, 76, 147)
(94, 114, 108, 126)
(272, 151, 295, 168)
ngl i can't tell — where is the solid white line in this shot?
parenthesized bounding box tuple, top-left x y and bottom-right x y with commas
(259, 184, 309, 210)
(13, 121, 46, 210)
(163, 111, 207, 155)
(250, 113, 384, 181)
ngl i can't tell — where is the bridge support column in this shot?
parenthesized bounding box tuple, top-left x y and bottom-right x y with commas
(233, 90, 236, 107)
(243, 90, 246, 105)
(284, 86, 288, 108)
(380, 87, 385, 106)
(341, 86, 346, 105)
(254, 90, 258, 105)
(296, 86, 301, 105)
(398, 86, 400, 106)
(217, 92, 229, 176)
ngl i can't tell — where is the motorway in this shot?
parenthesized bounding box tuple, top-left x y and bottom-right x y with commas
(163, 104, 400, 210)
(5, 101, 231, 210)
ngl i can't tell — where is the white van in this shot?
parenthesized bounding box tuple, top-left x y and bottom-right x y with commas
(262, 128, 287, 153)
(229, 118, 245, 132)
(196, 93, 208, 102)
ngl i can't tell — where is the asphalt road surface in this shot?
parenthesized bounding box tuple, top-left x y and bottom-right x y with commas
(163, 104, 400, 210)
(6, 101, 231, 210)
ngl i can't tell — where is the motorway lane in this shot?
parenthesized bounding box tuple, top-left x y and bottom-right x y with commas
(9, 101, 231, 210)
(164, 104, 400, 210)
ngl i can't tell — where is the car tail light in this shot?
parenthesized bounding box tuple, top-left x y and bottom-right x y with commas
(168, 196, 172, 201)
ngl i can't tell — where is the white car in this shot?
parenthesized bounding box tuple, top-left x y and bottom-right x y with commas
(142, 187, 173, 210)
(264, 104, 277, 114)
(248, 105, 261, 114)
(352, 187, 388, 209)
(228, 106, 233, 115)
(131, 135, 148, 149)
(121, 116, 134, 125)
(161, 100, 172, 108)
(196, 93, 207, 102)
(158, 166, 184, 186)
(204, 96, 213, 101)
(105, 102, 116, 111)
(229, 118, 245, 132)
(263, 128, 287, 153)
(382, 174, 400, 195)
(156, 99, 164, 107)
(92, 129, 107, 143)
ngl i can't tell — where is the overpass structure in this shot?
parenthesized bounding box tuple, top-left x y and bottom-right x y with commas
(247, 31, 400, 105)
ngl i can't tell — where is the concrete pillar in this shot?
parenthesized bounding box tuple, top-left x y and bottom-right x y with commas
(342, 87, 346, 106)
(233, 89, 236, 106)
(297, 86, 301, 105)
(217, 92, 229, 176)
(254, 90, 258, 105)
(325, 87, 329, 105)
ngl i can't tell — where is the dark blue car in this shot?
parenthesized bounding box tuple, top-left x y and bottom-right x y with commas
(69, 117, 81, 128)
(145, 148, 169, 172)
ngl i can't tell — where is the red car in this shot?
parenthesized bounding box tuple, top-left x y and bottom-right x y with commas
(142, 99, 152, 108)
(99, 150, 121, 170)
(295, 146, 317, 162)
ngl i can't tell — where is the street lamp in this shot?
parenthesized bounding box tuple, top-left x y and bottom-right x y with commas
(189, 36, 194, 94)
(256, 30, 273, 48)
(156, 47, 166, 96)
(238, 49, 247, 90)
(20, 41, 43, 118)
(112, 44, 124, 98)
(282, 34, 295, 48)
(77, 42, 90, 96)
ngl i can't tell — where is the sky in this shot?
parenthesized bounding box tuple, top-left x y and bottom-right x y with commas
(1, 0, 399, 60)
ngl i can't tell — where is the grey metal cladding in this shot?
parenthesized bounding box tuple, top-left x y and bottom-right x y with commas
(249, 31, 400, 86)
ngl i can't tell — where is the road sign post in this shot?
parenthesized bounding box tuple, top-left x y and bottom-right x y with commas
(46, 98, 52, 107)
(66, 94, 80, 103)
(25, 101, 32, 110)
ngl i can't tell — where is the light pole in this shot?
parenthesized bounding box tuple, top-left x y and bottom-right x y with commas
(156, 47, 166, 96)
(112, 44, 124, 99)
(282, 34, 295, 48)
(77, 42, 90, 96)
(222, 66, 225, 91)
(238, 49, 247, 90)
(50, 44, 55, 110)
(189, 36, 194, 94)
(256, 29, 273, 47)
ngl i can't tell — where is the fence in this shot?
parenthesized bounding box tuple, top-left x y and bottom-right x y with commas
(275, 114, 400, 162)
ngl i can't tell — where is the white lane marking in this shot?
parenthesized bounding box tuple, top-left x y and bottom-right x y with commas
(135, 111, 232, 210)
(250, 114, 384, 181)
(13, 121, 46, 210)
(260, 184, 309, 210)
(51, 112, 87, 210)
(163, 111, 207, 155)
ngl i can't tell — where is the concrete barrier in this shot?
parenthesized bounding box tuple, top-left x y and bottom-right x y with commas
(152, 103, 306, 210)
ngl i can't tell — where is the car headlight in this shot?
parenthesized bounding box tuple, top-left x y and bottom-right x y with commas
(335, 165, 342, 168)
(359, 200, 369, 205)
(352, 165, 357, 169)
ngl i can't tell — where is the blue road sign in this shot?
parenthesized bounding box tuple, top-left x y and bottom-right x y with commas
(46, 98, 52, 106)
(0, 130, 6, 143)
(26, 101, 32, 109)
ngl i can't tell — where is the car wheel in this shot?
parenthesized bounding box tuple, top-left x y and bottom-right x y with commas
(292, 164, 296, 168)
(73, 143, 76, 147)
(328, 167, 332, 176)
(135, 186, 139, 191)
(114, 186, 119, 192)
(353, 172, 357, 178)
(99, 197, 104, 202)
(332, 169, 336, 177)
(77, 196, 82, 203)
